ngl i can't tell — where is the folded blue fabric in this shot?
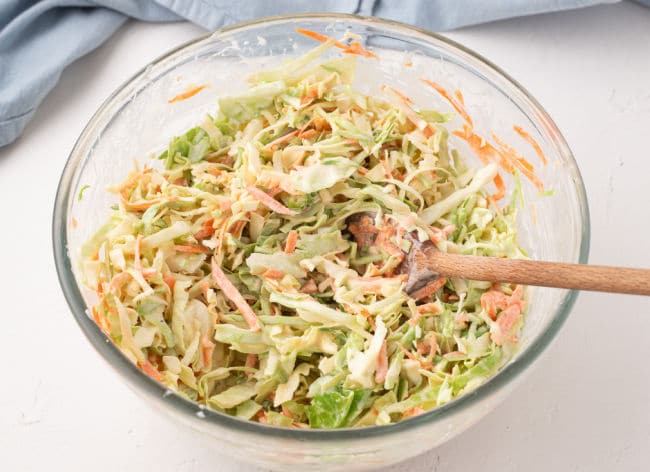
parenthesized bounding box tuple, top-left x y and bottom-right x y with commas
(0, 0, 646, 147)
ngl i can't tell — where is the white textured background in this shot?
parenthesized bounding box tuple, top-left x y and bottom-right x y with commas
(1, 2, 649, 470)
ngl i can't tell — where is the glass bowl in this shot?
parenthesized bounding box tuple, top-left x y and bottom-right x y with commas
(53, 14, 589, 471)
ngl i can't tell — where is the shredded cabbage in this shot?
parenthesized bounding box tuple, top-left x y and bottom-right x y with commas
(80, 36, 533, 429)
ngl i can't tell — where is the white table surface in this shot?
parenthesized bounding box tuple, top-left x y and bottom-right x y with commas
(1, 3, 649, 471)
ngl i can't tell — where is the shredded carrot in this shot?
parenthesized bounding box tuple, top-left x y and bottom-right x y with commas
(381, 157, 392, 178)
(211, 257, 260, 331)
(300, 279, 318, 294)
(396, 342, 418, 362)
(421, 79, 473, 126)
(389, 87, 413, 104)
(194, 218, 215, 240)
(416, 302, 442, 315)
(109, 272, 131, 294)
(427, 334, 438, 362)
(416, 340, 430, 356)
(430, 224, 457, 244)
(402, 407, 425, 419)
(375, 340, 388, 384)
(163, 273, 176, 292)
(396, 342, 431, 369)
(70, 217, 78, 229)
(409, 311, 422, 327)
(514, 125, 548, 165)
(281, 405, 295, 419)
(173, 244, 210, 254)
(295, 27, 377, 59)
(246, 184, 297, 216)
(201, 337, 215, 368)
(218, 198, 233, 211)
(168, 84, 208, 104)
(245, 353, 258, 369)
(121, 197, 161, 212)
(493, 304, 522, 345)
(142, 268, 157, 278)
(262, 269, 285, 280)
(404, 60, 413, 68)
(410, 277, 447, 302)
(454, 89, 465, 106)
(228, 219, 247, 238)
(382, 85, 432, 136)
(298, 128, 318, 140)
(344, 41, 378, 59)
(491, 133, 544, 191)
(492, 172, 506, 201)
(92, 306, 111, 333)
(201, 281, 211, 302)
(138, 360, 163, 381)
(284, 230, 298, 254)
(267, 129, 299, 150)
(205, 167, 222, 177)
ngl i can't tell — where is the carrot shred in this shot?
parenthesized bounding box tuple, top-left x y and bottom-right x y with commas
(201, 337, 215, 368)
(211, 257, 260, 331)
(262, 269, 285, 280)
(194, 218, 215, 240)
(343, 41, 378, 59)
(491, 134, 544, 191)
(298, 128, 318, 140)
(205, 167, 222, 177)
(109, 272, 131, 294)
(163, 273, 176, 292)
(493, 304, 522, 345)
(402, 407, 425, 419)
(454, 89, 465, 106)
(246, 184, 297, 216)
(138, 360, 163, 382)
(396, 342, 432, 369)
(228, 219, 247, 238)
(382, 85, 432, 136)
(284, 230, 298, 254)
(514, 125, 548, 165)
(410, 277, 447, 302)
(421, 79, 473, 127)
(375, 340, 388, 384)
(492, 172, 506, 201)
(245, 353, 258, 369)
(167, 84, 208, 104)
(416, 302, 442, 315)
(267, 129, 299, 149)
(295, 28, 377, 59)
(173, 244, 210, 254)
(300, 279, 318, 294)
(70, 217, 78, 229)
(92, 306, 111, 333)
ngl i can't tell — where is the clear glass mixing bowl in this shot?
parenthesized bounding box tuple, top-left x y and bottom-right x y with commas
(53, 14, 589, 471)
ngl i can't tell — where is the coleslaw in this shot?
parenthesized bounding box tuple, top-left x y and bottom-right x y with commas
(80, 32, 541, 428)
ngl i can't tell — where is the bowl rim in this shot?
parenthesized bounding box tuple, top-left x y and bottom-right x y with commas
(53, 13, 590, 441)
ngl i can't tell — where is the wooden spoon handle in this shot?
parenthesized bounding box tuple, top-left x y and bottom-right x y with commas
(427, 251, 650, 295)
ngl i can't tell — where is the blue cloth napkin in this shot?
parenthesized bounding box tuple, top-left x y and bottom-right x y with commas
(1, 0, 646, 147)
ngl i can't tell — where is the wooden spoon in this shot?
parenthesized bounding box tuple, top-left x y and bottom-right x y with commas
(346, 213, 650, 296)
(405, 243, 650, 296)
